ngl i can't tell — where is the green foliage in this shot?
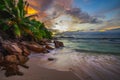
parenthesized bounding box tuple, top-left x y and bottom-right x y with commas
(0, 0, 52, 41)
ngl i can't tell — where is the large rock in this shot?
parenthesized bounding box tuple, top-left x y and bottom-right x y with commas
(3, 42, 22, 55)
(4, 55, 18, 64)
(4, 55, 28, 65)
(54, 40, 64, 48)
(21, 42, 47, 53)
(22, 46, 31, 56)
(19, 44, 31, 56)
(0, 40, 30, 77)
(39, 39, 52, 45)
(28, 44, 47, 53)
(5, 64, 23, 77)
(59, 42, 64, 47)
(45, 45, 54, 50)
(17, 55, 29, 64)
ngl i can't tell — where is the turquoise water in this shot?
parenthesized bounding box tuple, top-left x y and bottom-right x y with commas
(36, 39, 120, 80)
(56, 31, 120, 54)
(33, 32, 120, 80)
(60, 38, 120, 54)
(32, 32, 120, 80)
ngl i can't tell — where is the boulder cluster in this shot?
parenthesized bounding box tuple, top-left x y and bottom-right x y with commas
(0, 37, 64, 77)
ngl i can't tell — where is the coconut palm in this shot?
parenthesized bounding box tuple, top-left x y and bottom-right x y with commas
(0, 0, 52, 41)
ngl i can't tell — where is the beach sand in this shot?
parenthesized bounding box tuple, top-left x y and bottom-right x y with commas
(1, 49, 120, 80)
(0, 57, 79, 80)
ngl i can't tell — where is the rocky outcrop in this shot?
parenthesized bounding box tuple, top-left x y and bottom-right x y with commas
(17, 55, 29, 64)
(19, 44, 31, 56)
(39, 39, 52, 45)
(0, 39, 29, 77)
(54, 40, 64, 48)
(4, 55, 18, 64)
(0, 38, 64, 77)
(5, 64, 23, 77)
(21, 42, 48, 53)
(3, 42, 22, 55)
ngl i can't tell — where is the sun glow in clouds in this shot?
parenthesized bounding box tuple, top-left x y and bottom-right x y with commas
(26, 0, 120, 32)
(26, 7, 38, 15)
(53, 25, 68, 32)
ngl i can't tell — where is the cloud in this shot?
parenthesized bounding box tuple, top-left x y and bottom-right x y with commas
(97, 13, 120, 31)
(65, 8, 102, 23)
(27, 0, 102, 23)
(95, 4, 120, 15)
(26, 0, 103, 31)
(27, 0, 54, 11)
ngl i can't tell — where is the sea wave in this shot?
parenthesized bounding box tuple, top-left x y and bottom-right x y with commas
(33, 48, 120, 80)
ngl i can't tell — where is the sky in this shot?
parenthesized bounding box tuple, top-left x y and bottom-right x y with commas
(69, 0, 120, 32)
(74, 0, 120, 21)
(27, 0, 120, 32)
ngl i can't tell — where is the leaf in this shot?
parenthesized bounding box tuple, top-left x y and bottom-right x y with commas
(14, 24, 21, 37)
(3, 25, 10, 31)
(0, 0, 52, 40)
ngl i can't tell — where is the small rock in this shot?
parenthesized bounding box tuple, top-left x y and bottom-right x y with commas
(48, 58, 55, 61)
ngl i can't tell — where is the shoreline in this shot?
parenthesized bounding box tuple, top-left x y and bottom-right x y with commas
(0, 37, 64, 77)
(0, 56, 79, 80)
(1, 48, 120, 80)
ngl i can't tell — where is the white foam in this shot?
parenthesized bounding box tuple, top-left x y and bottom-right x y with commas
(35, 48, 120, 80)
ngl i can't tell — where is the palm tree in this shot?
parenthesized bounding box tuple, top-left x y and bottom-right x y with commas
(0, 0, 52, 41)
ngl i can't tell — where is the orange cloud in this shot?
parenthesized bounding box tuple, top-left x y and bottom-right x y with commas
(26, 6, 38, 15)
(99, 26, 120, 32)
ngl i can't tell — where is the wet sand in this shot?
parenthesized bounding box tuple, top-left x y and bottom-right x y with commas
(0, 57, 79, 80)
(1, 50, 120, 80)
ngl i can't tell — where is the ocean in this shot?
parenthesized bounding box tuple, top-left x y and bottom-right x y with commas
(57, 31, 120, 54)
(33, 31, 120, 80)
(59, 38, 120, 54)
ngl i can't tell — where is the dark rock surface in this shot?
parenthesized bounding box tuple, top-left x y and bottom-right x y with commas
(54, 40, 64, 48)
(0, 37, 64, 77)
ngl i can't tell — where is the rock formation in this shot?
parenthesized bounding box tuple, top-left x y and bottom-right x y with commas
(0, 36, 64, 77)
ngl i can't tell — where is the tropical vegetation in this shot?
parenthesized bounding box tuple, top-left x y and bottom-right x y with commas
(0, 0, 52, 41)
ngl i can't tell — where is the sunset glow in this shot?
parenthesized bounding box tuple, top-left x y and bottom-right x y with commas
(53, 25, 68, 32)
(26, 7, 38, 15)
(27, 0, 120, 32)
(0, 0, 120, 79)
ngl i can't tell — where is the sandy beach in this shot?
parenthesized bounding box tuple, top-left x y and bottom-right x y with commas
(0, 56, 79, 80)
(1, 48, 120, 80)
